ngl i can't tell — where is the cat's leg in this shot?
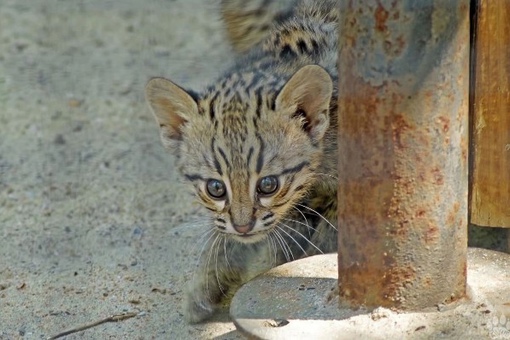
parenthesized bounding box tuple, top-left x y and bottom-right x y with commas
(184, 237, 242, 323)
(183, 237, 284, 323)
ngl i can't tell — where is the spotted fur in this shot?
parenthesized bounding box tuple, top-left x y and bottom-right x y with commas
(145, 0, 339, 323)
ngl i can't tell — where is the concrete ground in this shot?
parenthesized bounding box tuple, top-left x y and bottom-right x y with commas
(231, 250, 510, 339)
(0, 0, 242, 338)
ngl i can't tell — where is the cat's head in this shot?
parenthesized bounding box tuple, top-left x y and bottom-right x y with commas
(145, 65, 332, 243)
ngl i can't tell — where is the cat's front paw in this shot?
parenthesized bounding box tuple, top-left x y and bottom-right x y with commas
(183, 290, 216, 323)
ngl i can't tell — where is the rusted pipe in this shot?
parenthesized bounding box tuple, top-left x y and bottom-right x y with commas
(337, 0, 469, 309)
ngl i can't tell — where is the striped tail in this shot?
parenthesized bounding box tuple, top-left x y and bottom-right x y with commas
(220, 0, 298, 53)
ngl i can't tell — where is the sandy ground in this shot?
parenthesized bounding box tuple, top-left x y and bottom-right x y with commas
(0, 0, 242, 338)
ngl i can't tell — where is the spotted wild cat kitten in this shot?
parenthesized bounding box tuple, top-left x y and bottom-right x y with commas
(145, 0, 339, 323)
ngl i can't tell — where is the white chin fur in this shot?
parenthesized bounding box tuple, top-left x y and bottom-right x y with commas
(231, 232, 267, 244)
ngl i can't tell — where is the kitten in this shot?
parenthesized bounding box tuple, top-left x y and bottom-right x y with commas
(145, 0, 339, 323)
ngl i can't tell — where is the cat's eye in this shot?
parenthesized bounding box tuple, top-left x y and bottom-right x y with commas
(257, 176, 279, 196)
(206, 179, 226, 199)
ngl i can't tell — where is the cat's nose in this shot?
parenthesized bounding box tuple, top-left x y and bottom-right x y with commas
(233, 221, 255, 234)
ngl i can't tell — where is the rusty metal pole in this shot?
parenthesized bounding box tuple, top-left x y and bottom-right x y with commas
(337, 1, 469, 309)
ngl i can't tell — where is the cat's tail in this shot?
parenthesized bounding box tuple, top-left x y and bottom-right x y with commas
(220, 0, 298, 53)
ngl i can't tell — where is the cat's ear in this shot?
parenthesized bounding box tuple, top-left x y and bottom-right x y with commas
(275, 65, 332, 141)
(145, 77, 199, 149)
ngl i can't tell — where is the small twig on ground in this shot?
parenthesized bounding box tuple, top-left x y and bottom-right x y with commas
(47, 311, 140, 339)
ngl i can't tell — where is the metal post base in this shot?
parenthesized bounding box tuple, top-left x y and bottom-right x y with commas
(230, 248, 510, 339)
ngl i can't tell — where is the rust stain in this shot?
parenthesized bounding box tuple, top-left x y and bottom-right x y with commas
(424, 223, 439, 244)
(437, 116, 450, 133)
(391, 114, 412, 149)
(395, 35, 406, 55)
(460, 137, 468, 165)
(447, 201, 461, 225)
(431, 167, 444, 185)
(415, 209, 426, 218)
(374, 3, 389, 32)
(382, 264, 417, 303)
(339, 261, 419, 308)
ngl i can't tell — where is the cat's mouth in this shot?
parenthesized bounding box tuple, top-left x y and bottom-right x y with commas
(231, 231, 268, 244)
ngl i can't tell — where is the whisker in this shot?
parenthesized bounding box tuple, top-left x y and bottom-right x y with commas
(223, 235, 233, 273)
(278, 222, 324, 255)
(280, 229, 295, 261)
(274, 229, 294, 261)
(204, 233, 222, 299)
(267, 231, 279, 267)
(214, 235, 227, 297)
(190, 228, 216, 258)
(271, 232, 279, 265)
(282, 216, 316, 232)
(313, 172, 338, 180)
(276, 224, 309, 257)
(296, 203, 337, 231)
(190, 229, 216, 299)
(189, 228, 217, 287)
(280, 233, 294, 262)
(291, 206, 313, 238)
(265, 233, 274, 265)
